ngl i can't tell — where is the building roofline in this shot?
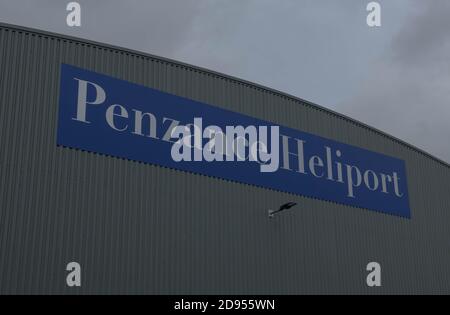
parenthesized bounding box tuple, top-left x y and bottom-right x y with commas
(1, 21, 449, 169)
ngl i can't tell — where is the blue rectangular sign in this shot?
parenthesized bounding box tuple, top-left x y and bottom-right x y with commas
(57, 64, 411, 218)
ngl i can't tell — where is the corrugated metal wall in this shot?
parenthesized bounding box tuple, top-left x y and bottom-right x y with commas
(0, 22, 449, 294)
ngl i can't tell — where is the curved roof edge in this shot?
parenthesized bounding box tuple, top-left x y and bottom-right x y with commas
(1, 22, 449, 169)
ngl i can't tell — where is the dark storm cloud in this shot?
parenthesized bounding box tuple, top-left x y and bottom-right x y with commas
(390, 1, 450, 66)
(339, 1, 450, 162)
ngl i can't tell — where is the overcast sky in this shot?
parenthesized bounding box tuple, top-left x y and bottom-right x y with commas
(1, 0, 449, 163)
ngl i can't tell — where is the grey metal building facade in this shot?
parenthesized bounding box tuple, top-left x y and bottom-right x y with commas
(0, 22, 449, 294)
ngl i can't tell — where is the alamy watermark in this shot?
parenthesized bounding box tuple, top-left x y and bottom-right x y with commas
(66, 2, 81, 27)
(170, 118, 280, 173)
(366, 1, 381, 27)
